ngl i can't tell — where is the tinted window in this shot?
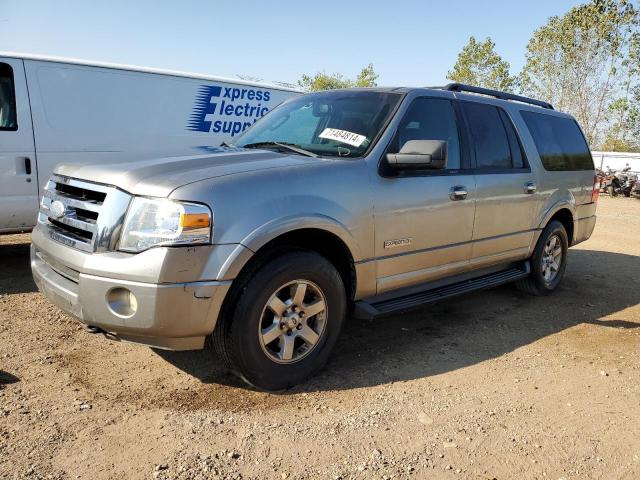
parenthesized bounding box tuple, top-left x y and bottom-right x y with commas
(0, 63, 17, 131)
(499, 110, 525, 168)
(396, 98, 460, 168)
(463, 102, 512, 169)
(521, 111, 594, 171)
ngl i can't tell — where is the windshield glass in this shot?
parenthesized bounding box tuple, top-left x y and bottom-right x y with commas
(234, 90, 403, 158)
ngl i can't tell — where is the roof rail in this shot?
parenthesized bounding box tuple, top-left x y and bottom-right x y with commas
(440, 83, 554, 110)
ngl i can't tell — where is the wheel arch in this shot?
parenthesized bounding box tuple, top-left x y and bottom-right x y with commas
(221, 216, 361, 304)
(537, 203, 576, 246)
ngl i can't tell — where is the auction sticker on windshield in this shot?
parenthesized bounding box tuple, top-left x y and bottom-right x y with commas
(319, 128, 367, 147)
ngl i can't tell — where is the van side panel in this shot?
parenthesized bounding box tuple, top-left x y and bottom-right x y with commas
(22, 59, 297, 223)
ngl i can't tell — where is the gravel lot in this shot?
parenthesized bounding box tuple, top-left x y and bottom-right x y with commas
(1, 196, 639, 480)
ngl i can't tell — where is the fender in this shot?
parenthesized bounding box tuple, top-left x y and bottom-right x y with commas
(530, 194, 577, 252)
(215, 214, 362, 281)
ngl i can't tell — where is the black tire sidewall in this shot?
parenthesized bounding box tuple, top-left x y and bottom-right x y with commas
(530, 221, 568, 294)
(229, 251, 346, 390)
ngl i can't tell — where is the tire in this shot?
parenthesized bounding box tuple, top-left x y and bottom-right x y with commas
(212, 250, 346, 391)
(516, 220, 568, 296)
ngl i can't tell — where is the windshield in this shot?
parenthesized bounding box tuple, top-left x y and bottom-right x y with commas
(233, 90, 403, 158)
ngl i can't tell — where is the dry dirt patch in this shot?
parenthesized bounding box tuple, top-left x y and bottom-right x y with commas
(1, 197, 639, 479)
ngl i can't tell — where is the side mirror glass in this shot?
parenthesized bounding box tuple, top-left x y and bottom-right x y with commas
(386, 140, 447, 170)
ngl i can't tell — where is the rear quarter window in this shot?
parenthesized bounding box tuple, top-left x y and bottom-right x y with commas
(520, 111, 593, 171)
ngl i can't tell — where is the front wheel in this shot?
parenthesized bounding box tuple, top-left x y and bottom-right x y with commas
(212, 251, 346, 390)
(516, 220, 568, 296)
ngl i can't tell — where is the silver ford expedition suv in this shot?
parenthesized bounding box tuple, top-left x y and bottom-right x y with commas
(31, 84, 598, 390)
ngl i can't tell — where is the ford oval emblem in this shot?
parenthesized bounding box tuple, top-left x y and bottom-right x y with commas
(50, 200, 66, 219)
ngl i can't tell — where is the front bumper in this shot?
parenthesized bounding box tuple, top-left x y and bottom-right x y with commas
(31, 235, 232, 351)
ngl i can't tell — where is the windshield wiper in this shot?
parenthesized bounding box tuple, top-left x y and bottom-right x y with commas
(220, 141, 234, 147)
(241, 141, 318, 158)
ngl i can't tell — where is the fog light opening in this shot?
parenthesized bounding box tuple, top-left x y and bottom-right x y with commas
(106, 287, 138, 318)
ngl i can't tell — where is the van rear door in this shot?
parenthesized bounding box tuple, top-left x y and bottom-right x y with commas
(0, 57, 37, 232)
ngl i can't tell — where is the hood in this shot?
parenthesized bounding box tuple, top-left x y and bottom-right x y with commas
(54, 149, 317, 197)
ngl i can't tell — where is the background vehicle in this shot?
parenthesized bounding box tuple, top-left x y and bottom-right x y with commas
(632, 179, 640, 199)
(31, 84, 598, 390)
(592, 151, 640, 173)
(0, 52, 299, 233)
(603, 168, 638, 197)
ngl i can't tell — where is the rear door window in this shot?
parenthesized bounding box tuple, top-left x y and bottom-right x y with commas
(521, 111, 594, 171)
(0, 63, 17, 131)
(462, 102, 513, 169)
(499, 110, 525, 168)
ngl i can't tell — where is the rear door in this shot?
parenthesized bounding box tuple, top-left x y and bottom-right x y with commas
(0, 58, 37, 231)
(461, 101, 538, 267)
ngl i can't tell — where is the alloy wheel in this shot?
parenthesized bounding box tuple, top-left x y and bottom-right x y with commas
(541, 234, 562, 283)
(258, 280, 328, 364)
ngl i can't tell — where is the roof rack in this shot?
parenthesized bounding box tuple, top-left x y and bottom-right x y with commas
(439, 83, 554, 110)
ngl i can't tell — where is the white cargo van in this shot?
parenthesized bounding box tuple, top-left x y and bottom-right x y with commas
(0, 52, 300, 233)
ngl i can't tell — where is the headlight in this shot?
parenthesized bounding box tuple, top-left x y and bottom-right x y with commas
(118, 197, 212, 252)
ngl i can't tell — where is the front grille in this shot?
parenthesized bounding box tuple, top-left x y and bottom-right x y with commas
(38, 175, 125, 252)
(49, 218, 93, 240)
(55, 182, 107, 203)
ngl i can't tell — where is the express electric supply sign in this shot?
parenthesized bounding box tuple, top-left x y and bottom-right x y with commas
(187, 85, 272, 137)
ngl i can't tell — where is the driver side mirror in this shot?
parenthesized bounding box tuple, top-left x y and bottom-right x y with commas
(386, 140, 447, 170)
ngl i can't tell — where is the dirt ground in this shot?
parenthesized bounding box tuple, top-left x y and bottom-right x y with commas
(1, 196, 639, 480)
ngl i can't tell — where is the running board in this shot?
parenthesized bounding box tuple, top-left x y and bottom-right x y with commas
(353, 262, 530, 320)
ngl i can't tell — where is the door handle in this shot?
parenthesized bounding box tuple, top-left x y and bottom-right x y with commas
(524, 181, 537, 194)
(449, 185, 468, 201)
(24, 157, 31, 175)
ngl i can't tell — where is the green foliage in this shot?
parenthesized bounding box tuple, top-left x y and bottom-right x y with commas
(354, 63, 379, 88)
(602, 135, 640, 151)
(298, 64, 378, 92)
(519, 0, 639, 147)
(447, 37, 516, 92)
(604, 84, 640, 150)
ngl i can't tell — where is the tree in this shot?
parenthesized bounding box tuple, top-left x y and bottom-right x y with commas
(519, 0, 639, 147)
(354, 63, 378, 88)
(298, 64, 378, 92)
(604, 31, 640, 150)
(603, 95, 640, 151)
(447, 36, 516, 92)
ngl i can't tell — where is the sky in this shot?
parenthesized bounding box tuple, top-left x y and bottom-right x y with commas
(0, 0, 584, 88)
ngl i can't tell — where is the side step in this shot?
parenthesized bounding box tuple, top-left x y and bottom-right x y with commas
(353, 262, 530, 320)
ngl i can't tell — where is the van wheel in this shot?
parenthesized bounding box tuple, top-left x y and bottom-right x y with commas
(212, 251, 346, 391)
(516, 220, 568, 296)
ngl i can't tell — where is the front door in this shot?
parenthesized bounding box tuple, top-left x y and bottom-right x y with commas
(372, 97, 476, 294)
(0, 58, 37, 232)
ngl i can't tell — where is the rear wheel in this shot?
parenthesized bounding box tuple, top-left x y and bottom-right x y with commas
(516, 220, 568, 296)
(212, 251, 346, 390)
